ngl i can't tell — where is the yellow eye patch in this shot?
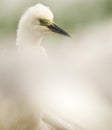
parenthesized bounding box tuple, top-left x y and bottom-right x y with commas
(39, 19, 52, 26)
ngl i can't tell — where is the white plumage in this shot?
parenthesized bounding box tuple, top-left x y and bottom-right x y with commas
(0, 3, 74, 130)
(16, 3, 69, 57)
(1, 3, 112, 130)
(16, 4, 53, 57)
(15, 3, 74, 130)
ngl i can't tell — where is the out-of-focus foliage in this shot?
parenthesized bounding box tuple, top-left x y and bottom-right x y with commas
(0, 0, 112, 33)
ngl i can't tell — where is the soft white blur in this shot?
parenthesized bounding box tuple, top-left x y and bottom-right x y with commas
(0, 0, 112, 130)
(41, 20, 112, 130)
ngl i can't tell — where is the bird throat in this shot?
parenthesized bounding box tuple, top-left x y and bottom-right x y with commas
(16, 29, 44, 53)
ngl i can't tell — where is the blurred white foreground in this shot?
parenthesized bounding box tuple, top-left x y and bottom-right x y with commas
(0, 20, 112, 130)
(44, 20, 112, 130)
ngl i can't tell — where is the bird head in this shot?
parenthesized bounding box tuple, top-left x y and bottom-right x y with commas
(19, 4, 70, 37)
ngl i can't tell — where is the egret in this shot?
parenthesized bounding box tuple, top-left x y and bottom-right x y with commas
(16, 3, 70, 56)
(15, 3, 112, 130)
(15, 3, 75, 130)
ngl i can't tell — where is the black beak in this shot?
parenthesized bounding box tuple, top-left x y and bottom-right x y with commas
(47, 23, 70, 37)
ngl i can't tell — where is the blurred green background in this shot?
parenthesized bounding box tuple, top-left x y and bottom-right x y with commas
(0, 0, 112, 34)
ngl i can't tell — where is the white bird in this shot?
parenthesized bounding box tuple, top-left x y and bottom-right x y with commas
(16, 3, 70, 57)
(15, 3, 76, 130)
(2, 3, 112, 130)
(14, 4, 112, 130)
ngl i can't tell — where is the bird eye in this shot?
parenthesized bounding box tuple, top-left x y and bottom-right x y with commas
(39, 19, 52, 26)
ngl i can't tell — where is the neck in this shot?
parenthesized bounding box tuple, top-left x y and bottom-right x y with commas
(16, 28, 47, 58)
(17, 29, 43, 48)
